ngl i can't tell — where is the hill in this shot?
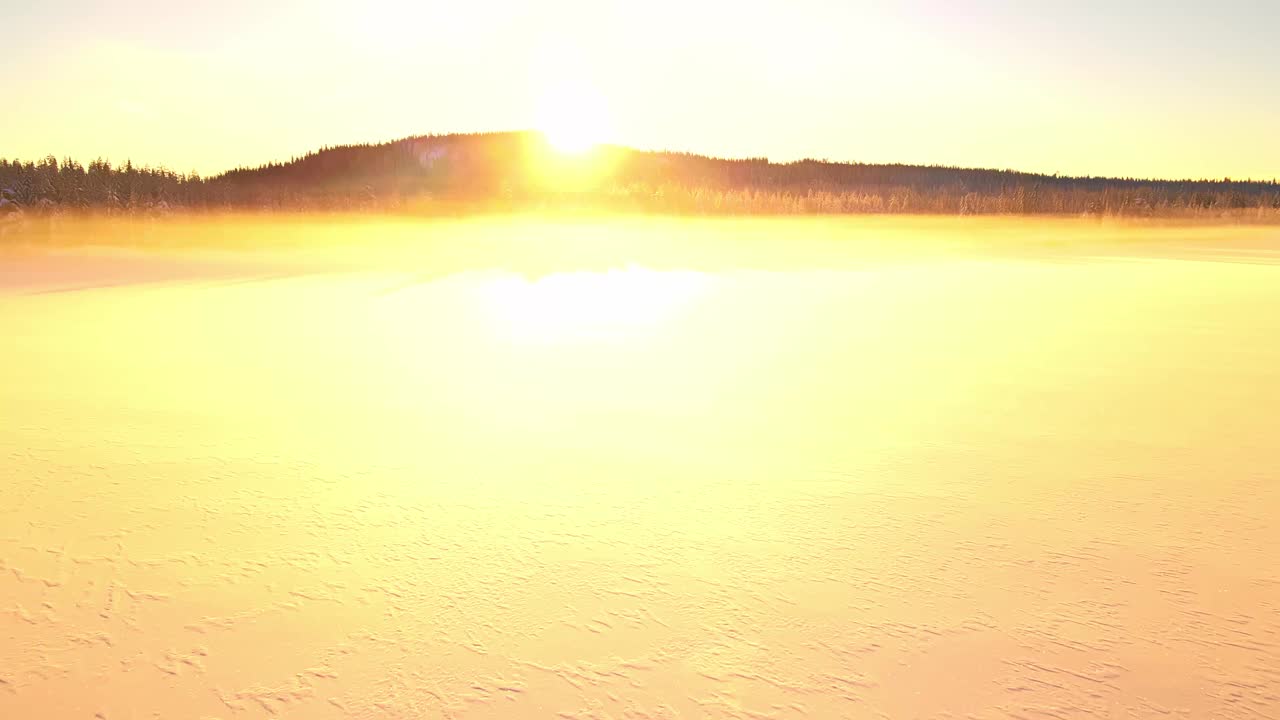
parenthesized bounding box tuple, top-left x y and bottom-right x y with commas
(3, 131, 1279, 217)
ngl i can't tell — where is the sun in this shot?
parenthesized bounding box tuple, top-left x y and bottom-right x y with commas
(543, 121, 600, 155)
(537, 80, 609, 156)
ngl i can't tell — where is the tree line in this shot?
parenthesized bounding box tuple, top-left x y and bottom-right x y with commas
(4, 132, 1278, 218)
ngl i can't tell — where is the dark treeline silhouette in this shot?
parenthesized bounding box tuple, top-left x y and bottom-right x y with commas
(4, 131, 1279, 218)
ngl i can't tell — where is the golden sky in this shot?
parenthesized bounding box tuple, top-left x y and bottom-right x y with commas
(5, 1, 1278, 180)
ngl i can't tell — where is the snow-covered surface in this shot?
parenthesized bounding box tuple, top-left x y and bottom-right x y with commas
(2, 217, 1278, 719)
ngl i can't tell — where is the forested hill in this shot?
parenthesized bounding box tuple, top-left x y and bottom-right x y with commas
(3, 131, 1278, 217)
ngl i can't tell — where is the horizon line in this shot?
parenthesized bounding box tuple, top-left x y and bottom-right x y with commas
(7, 129, 1279, 188)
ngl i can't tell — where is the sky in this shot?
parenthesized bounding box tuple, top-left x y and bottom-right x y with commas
(3, 0, 1278, 180)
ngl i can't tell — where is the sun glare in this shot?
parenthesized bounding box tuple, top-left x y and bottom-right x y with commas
(544, 123, 600, 155)
(476, 267, 711, 344)
(537, 80, 610, 156)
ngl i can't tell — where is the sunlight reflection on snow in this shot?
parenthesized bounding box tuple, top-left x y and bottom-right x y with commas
(474, 266, 714, 344)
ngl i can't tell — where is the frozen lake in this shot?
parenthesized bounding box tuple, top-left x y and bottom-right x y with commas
(3, 216, 1278, 719)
